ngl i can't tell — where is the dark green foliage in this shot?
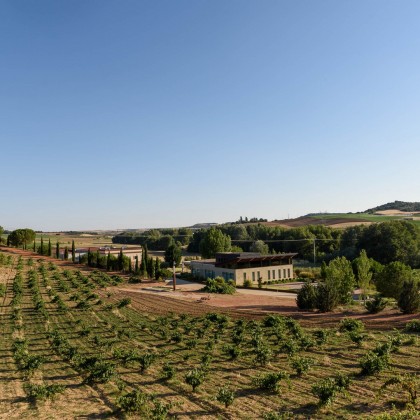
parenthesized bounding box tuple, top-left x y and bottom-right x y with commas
(365, 295, 388, 314)
(24, 383, 65, 403)
(311, 373, 351, 406)
(289, 356, 314, 376)
(405, 319, 420, 332)
(252, 371, 290, 392)
(116, 389, 149, 414)
(296, 282, 317, 310)
(117, 297, 131, 308)
(84, 362, 115, 384)
(339, 318, 365, 332)
(164, 243, 182, 267)
(8, 228, 36, 249)
(360, 351, 390, 376)
(161, 362, 175, 380)
(199, 227, 232, 258)
(254, 343, 272, 366)
(348, 331, 367, 346)
(185, 368, 206, 391)
(223, 344, 242, 360)
(202, 276, 235, 294)
(216, 385, 235, 408)
(376, 262, 412, 299)
(316, 282, 339, 312)
(398, 279, 420, 314)
(138, 352, 158, 372)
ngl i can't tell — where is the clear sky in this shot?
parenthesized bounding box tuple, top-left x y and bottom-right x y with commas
(1, 0, 420, 231)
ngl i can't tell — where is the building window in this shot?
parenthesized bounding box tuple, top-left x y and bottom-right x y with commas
(288, 268, 291, 278)
(257, 271, 260, 281)
(283, 269, 286, 278)
(268, 270, 271, 280)
(243, 273, 247, 281)
(278, 269, 281, 279)
(272, 270, 275, 279)
(252, 272, 255, 282)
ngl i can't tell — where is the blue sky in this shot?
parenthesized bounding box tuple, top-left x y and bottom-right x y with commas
(1, 1, 420, 231)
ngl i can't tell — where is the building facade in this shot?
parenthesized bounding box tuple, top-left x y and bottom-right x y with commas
(190, 252, 297, 286)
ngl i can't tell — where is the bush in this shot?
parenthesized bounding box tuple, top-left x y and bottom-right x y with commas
(117, 298, 131, 308)
(289, 356, 314, 376)
(116, 389, 149, 414)
(348, 331, 367, 347)
(223, 344, 242, 360)
(254, 344, 272, 366)
(216, 385, 236, 408)
(202, 277, 236, 294)
(339, 318, 365, 332)
(311, 373, 351, 406)
(296, 282, 317, 310)
(398, 280, 420, 314)
(380, 373, 418, 406)
(360, 351, 390, 376)
(243, 279, 252, 288)
(161, 362, 175, 380)
(365, 295, 388, 314)
(185, 368, 206, 391)
(24, 383, 65, 403)
(138, 352, 157, 372)
(316, 282, 340, 312)
(252, 371, 289, 392)
(84, 362, 115, 384)
(405, 319, 420, 333)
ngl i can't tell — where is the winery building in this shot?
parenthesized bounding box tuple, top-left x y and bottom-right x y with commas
(190, 252, 297, 286)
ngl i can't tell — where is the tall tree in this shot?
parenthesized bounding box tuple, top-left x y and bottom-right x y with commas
(48, 239, 52, 257)
(8, 229, 36, 249)
(375, 261, 412, 299)
(40, 237, 44, 255)
(118, 249, 124, 271)
(107, 252, 111, 271)
(134, 256, 139, 273)
(199, 227, 232, 258)
(249, 240, 269, 254)
(155, 258, 161, 281)
(56, 242, 60, 259)
(71, 240, 75, 263)
(165, 243, 182, 267)
(64, 246, 69, 260)
(354, 250, 372, 301)
(325, 256, 355, 305)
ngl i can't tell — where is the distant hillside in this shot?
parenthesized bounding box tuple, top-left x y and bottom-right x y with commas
(364, 201, 420, 214)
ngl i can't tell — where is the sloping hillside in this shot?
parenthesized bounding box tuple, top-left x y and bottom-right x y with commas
(364, 200, 420, 214)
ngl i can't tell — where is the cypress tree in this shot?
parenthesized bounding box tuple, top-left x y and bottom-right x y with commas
(88, 248, 93, 266)
(33, 240, 36, 252)
(128, 258, 132, 273)
(107, 252, 111, 271)
(64, 246, 69, 260)
(143, 245, 149, 274)
(40, 237, 44, 255)
(96, 250, 100, 268)
(71, 240, 75, 263)
(48, 239, 52, 257)
(155, 257, 160, 281)
(7, 236, 10, 247)
(56, 242, 60, 259)
(118, 249, 124, 271)
(134, 256, 139, 274)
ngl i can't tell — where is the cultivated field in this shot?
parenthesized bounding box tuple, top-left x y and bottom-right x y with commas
(0, 248, 418, 419)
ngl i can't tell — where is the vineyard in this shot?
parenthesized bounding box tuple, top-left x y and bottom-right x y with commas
(0, 249, 419, 419)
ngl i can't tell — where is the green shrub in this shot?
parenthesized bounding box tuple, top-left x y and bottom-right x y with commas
(0, 284, 6, 297)
(117, 297, 132, 308)
(289, 356, 314, 376)
(405, 319, 420, 332)
(398, 280, 420, 314)
(380, 373, 418, 406)
(138, 352, 158, 372)
(202, 277, 236, 294)
(254, 343, 272, 366)
(365, 296, 388, 314)
(252, 371, 289, 392)
(161, 362, 175, 380)
(216, 384, 236, 408)
(185, 368, 206, 391)
(24, 382, 65, 403)
(360, 351, 390, 376)
(339, 318, 364, 332)
(348, 330, 367, 346)
(311, 373, 351, 406)
(223, 344, 242, 360)
(84, 362, 115, 384)
(116, 389, 149, 414)
(296, 282, 317, 310)
(243, 279, 252, 288)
